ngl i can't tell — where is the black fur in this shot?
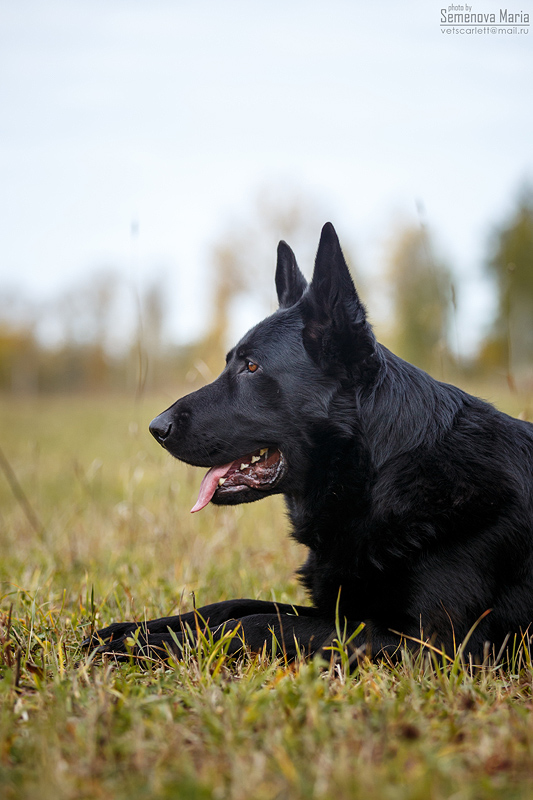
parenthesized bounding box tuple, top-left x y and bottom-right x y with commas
(88, 222, 533, 663)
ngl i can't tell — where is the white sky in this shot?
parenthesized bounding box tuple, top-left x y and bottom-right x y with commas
(0, 0, 532, 352)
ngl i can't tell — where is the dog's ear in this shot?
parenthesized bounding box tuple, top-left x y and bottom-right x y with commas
(275, 241, 308, 308)
(303, 222, 378, 375)
(310, 222, 364, 322)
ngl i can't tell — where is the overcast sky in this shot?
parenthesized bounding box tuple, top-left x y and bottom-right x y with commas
(0, 0, 531, 351)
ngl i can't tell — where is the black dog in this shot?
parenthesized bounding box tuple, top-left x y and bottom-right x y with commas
(90, 223, 533, 663)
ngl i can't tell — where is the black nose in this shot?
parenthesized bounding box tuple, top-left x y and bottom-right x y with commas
(149, 414, 172, 442)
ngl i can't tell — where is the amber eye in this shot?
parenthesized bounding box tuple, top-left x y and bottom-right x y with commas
(246, 361, 259, 373)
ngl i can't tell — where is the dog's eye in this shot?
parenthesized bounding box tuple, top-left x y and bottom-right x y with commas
(246, 361, 259, 373)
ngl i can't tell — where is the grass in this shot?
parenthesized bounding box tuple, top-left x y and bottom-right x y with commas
(1, 385, 533, 799)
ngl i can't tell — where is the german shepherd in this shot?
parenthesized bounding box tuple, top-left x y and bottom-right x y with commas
(89, 223, 533, 663)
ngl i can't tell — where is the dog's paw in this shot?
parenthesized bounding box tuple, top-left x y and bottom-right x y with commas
(83, 624, 183, 663)
(82, 620, 141, 650)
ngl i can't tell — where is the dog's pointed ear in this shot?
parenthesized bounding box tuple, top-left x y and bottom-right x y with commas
(303, 223, 379, 376)
(310, 222, 364, 322)
(275, 240, 308, 308)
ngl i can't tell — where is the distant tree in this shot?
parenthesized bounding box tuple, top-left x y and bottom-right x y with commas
(52, 270, 121, 351)
(386, 223, 453, 375)
(0, 292, 40, 391)
(482, 187, 533, 379)
(0, 324, 39, 392)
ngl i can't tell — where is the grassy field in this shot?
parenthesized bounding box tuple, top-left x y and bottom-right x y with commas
(1, 385, 533, 800)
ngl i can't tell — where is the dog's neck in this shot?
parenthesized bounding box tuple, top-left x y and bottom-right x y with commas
(284, 430, 373, 551)
(284, 346, 467, 552)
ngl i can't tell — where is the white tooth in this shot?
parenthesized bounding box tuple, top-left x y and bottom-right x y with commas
(251, 455, 260, 463)
(260, 448, 268, 456)
(218, 478, 226, 486)
(240, 463, 249, 470)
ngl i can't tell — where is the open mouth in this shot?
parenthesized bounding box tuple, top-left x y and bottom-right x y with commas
(191, 447, 285, 513)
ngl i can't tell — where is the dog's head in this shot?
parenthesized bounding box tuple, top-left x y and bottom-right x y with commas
(150, 223, 380, 511)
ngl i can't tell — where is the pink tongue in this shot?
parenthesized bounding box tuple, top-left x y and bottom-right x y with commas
(190, 462, 233, 513)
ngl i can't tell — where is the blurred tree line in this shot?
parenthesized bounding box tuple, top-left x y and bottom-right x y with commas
(0, 185, 532, 395)
(0, 271, 191, 394)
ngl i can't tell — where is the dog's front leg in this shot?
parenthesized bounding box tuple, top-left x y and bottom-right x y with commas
(85, 611, 406, 664)
(83, 598, 318, 656)
(88, 611, 335, 663)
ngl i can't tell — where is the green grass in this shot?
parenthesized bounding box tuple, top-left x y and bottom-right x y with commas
(1, 387, 533, 800)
